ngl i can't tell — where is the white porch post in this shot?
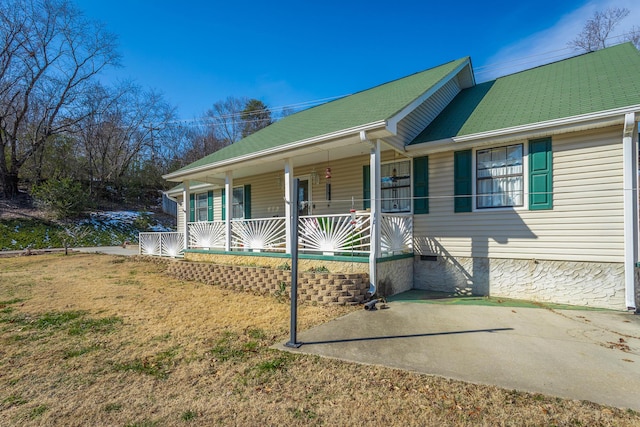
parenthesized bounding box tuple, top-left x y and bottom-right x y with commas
(225, 171, 233, 252)
(369, 139, 381, 293)
(183, 180, 190, 250)
(284, 159, 294, 253)
(622, 112, 638, 311)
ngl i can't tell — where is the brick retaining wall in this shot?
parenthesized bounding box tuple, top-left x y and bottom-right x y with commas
(166, 261, 370, 305)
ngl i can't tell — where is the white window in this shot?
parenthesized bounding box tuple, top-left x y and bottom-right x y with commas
(381, 160, 411, 213)
(195, 192, 208, 221)
(476, 144, 523, 208)
(232, 187, 244, 219)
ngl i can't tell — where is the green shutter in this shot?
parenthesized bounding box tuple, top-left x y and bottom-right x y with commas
(363, 165, 371, 210)
(413, 156, 429, 214)
(454, 150, 472, 213)
(207, 190, 214, 221)
(529, 138, 553, 210)
(189, 193, 195, 222)
(221, 189, 226, 220)
(244, 185, 251, 219)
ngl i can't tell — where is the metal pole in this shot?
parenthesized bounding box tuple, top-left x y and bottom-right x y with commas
(285, 178, 302, 348)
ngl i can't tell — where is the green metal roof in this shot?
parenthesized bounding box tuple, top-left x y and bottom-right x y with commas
(169, 57, 469, 176)
(410, 43, 640, 144)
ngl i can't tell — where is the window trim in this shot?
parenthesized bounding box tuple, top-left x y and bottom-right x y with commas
(231, 185, 245, 220)
(380, 159, 412, 214)
(189, 190, 213, 223)
(471, 143, 530, 212)
(195, 192, 209, 222)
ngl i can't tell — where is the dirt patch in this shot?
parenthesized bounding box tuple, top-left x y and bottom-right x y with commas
(0, 193, 44, 220)
(0, 254, 638, 426)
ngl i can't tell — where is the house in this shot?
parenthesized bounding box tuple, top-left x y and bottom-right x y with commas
(146, 42, 640, 311)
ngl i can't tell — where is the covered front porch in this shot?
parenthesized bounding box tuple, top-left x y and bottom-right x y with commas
(142, 133, 420, 295)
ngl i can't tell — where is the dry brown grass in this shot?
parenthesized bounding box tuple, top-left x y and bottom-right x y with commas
(0, 254, 638, 426)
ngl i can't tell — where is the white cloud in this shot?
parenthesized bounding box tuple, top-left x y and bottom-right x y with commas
(477, 0, 640, 81)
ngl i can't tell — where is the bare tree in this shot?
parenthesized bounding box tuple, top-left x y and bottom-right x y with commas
(75, 81, 175, 194)
(179, 122, 227, 165)
(205, 96, 248, 144)
(0, 0, 120, 198)
(569, 7, 639, 52)
(627, 25, 640, 49)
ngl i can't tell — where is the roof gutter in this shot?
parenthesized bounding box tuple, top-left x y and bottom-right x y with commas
(406, 105, 640, 155)
(622, 111, 639, 312)
(163, 120, 387, 181)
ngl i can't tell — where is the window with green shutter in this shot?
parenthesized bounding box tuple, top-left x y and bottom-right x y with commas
(454, 150, 472, 212)
(221, 189, 226, 220)
(191, 191, 213, 222)
(222, 186, 250, 220)
(207, 190, 214, 221)
(529, 138, 553, 210)
(243, 184, 251, 219)
(413, 156, 429, 214)
(189, 193, 195, 222)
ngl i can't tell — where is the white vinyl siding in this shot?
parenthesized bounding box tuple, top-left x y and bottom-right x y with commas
(294, 154, 370, 215)
(177, 200, 185, 232)
(414, 126, 624, 263)
(389, 79, 462, 147)
(237, 173, 283, 219)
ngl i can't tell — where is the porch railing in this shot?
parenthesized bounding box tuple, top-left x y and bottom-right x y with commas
(188, 220, 226, 250)
(232, 217, 287, 252)
(381, 213, 413, 255)
(298, 212, 371, 255)
(140, 212, 413, 258)
(139, 232, 185, 257)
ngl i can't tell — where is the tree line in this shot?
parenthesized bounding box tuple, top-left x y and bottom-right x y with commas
(0, 0, 277, 207)
(1, 0, 638, 209)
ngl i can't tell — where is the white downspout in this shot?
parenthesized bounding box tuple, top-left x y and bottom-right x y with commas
(225, 172, 233, 252)
(284, 159, 294, 254)
(368, 138, 381, 295)
(622, 112, 638, 311)
(183, 180, 190, 251)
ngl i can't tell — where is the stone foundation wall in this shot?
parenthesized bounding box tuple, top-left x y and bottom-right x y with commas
(414, 255, 626, 310)
(166, 261, 370, 305)
(376, 257, 414, 297)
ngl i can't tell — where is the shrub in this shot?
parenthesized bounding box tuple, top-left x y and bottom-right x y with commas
(32, 178, 91, 219)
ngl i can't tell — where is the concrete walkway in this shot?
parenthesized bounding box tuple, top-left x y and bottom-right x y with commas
(0, 246, 140, 257)
(74, 245, 139, 256)
(277, 301, 640, 410)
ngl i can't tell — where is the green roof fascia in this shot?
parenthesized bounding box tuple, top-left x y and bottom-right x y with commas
(410, 43, 640, 144)
(167, 57, 470, 178)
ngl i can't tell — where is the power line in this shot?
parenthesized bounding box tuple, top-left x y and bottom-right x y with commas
(160, 38, 637, 128)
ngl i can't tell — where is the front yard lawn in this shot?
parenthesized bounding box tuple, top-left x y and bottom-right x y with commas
(0, 254, 637, 426)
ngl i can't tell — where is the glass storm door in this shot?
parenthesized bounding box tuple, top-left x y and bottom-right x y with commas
(298, 179, 311, 216)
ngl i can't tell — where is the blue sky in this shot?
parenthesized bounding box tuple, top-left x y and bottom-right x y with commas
(75, 0, 640, 120)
